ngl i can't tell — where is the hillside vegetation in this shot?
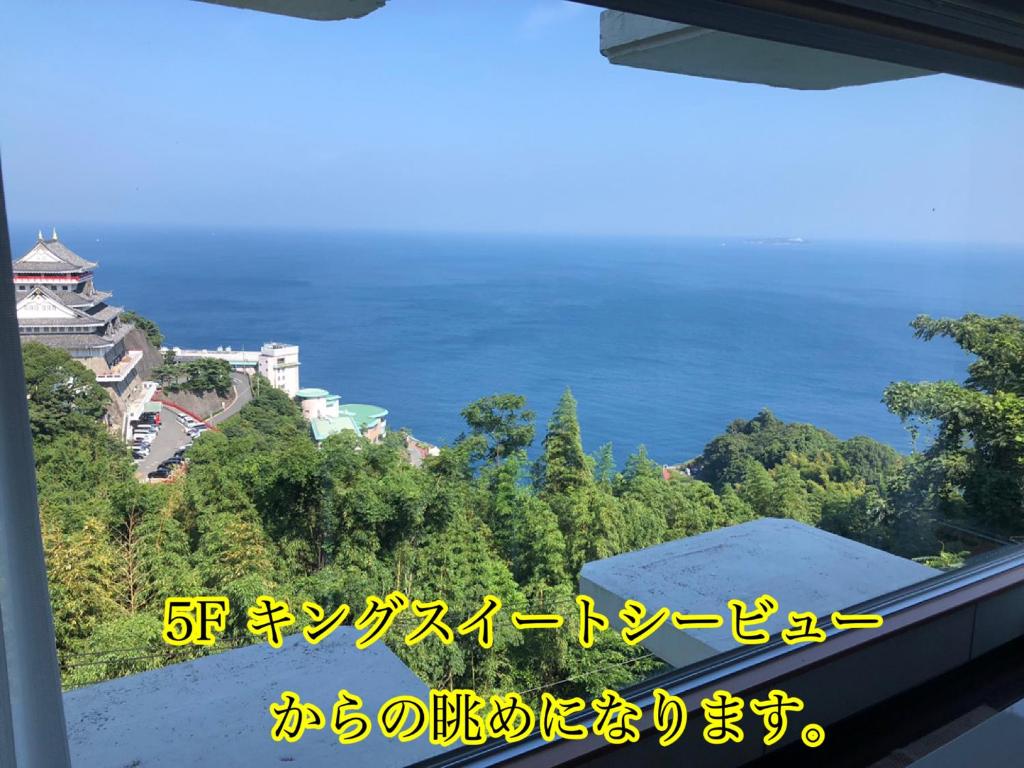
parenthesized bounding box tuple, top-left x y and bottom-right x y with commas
(26, 313, 1024, 696)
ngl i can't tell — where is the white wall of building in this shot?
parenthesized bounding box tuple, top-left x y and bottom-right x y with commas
(258, 342, 300, 397)
(300, 395, 327, 420)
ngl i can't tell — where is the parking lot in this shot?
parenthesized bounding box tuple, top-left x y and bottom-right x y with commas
(134, 406, 193, 478)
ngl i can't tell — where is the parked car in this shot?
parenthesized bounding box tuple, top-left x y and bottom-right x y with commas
(148, 468, 170, 480)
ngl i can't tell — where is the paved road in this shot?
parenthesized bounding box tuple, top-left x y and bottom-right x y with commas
(134, 374, 252, 479)
(210, 372, 253, 425)
(135, 406, 190, 478)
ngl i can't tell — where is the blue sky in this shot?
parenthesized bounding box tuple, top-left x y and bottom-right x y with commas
(2, 0, 1023, 243)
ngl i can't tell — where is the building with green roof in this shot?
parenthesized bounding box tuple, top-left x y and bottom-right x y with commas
(296, 388, 388, 445)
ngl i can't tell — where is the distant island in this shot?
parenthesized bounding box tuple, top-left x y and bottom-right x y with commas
(745, 236, 808, 245)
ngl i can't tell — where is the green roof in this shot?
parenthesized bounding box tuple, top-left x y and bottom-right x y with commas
(340, 403, 388, 431)
(310, 414, 358, 442)
(295, 387, 330, 399)
(143, 402, 163, 413)
(309, 403, 388, 443)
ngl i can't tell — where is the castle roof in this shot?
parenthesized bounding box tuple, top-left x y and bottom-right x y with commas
(13, 230, 97, 274)
(18, 322, 133, 353)
(15, 285, 118, 329)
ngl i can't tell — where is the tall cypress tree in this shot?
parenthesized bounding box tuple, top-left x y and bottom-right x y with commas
(593, 443, 617, 488)
(538, 388, 592, 496)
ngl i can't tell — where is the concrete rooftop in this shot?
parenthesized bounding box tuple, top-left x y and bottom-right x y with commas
(63, 627, 441, 767)
(580, 518, 939, 668)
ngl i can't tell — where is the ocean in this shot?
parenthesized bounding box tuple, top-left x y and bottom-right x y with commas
(15, 226, 1024, 465)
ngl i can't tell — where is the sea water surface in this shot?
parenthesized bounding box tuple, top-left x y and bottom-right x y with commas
(16, 227, 1024, 464)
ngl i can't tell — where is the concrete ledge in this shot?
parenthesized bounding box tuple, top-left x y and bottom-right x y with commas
(64, 628, 440, 767)
(580, 518, 938, 668)
(600, 10, 931, 90)
(195, 0, 385, 21)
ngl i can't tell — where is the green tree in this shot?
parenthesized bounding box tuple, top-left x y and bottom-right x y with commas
(537, 388, 593, 496)
(132, 509, 200, 610)
(697, 409, 842, 490)
(22, 343, 109, 441)
(43, 515, 121, 653)
(181, 358, 234, 397)
(819, 484, 890, 549)
(63, 614, 169, 687)
(593, 442, 617, 488)
(459, 394, 535, 464)
(736, 460, 776, 518)
(838, 436, 902, 486)
(394, 507, 525, 693)
(665, 479, 730, 538)
(884, 314, 1024, 535)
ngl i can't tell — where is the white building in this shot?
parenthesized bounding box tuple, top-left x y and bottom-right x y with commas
(12, 230, 142, 396)
(295, 387, 389, 445)
(257, 341, 300, 396)
(171, 341, 301, 396)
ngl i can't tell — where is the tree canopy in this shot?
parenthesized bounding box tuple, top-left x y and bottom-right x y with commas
(884, 314, 1024, 535)
(155, 355, 234, 397)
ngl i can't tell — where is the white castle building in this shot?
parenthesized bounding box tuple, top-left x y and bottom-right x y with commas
(13, 230, 142, 394)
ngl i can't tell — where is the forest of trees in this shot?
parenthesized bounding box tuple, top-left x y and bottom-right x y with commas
(25, 313, 1024, 701)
